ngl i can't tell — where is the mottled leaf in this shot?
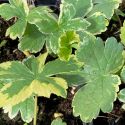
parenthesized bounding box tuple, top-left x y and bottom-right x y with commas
(0, 53, 79, 107)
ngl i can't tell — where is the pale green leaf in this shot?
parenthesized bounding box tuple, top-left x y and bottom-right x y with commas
(0, 0, 29, 39)
(118, 88, 125, 103)
(4, 97, 34, 123)
(120, 21, 125, 46)
(58, 31, 80, 61)
(121, 66, 125, 83)
(86, 12, 109, 34)
(18, 24, 46, 53)
(89, 0, 121, 19)
(72, 35, 124, 122)
(0, 53, 78, 107)
(51, 118, 66, 125)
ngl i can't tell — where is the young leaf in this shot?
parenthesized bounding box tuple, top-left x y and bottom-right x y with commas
(18, 24, 46, 53)
(89, 0, 121, 19)
(0, 53, 79, 107)
(51, 118, 66, 125)
(58, 31, 80, 61)
(72, 34, 124, 122)
(4, 97, 34, 123)
(0, 0, 29, 39)
(120, 21, 125, 46)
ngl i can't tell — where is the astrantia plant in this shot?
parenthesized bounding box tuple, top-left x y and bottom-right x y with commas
(0, 0, 124, 124)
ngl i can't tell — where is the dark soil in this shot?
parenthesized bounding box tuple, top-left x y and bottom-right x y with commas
(1, 0, 125, 125)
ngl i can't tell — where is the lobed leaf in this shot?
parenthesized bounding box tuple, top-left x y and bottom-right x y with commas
(86, 12, 108, 34)
(89, 0, 121, 19)
(0, 53, 79, 107)
(4, 97, 34, 123)
(72, 34, 124, 122)
(18, 24, 46, 53)
(0, 0, 29, 39)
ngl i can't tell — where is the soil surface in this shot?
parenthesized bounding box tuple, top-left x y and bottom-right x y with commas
(0, 0, 125, 125)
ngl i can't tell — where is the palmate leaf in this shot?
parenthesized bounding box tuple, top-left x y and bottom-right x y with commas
(4, 96, 34, 123)
(0, 0, 29, 39)
(18, 24, 46, 53)
(72, 34, 124, 122)
(51, 118, 66, 125)
(0, 53, 79, 107)
(89, 0, 121, 19)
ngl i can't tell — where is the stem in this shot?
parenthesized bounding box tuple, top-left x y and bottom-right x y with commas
(23, 51, 31, 57)
(33, 95, 38, 125)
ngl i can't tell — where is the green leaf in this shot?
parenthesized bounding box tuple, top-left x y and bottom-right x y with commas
(72, 35, 124, 122)
(42, 57, 79, 76)
(51, 118, 66, 125)
(58, 31, 80, 61)
(18, 24, 46, 53)
(63, 18, 90, 31)
(64, 0, 93, 17)
(59, 2, 76, 23)
(120, 21, 125, 46)
(4, 97, 34, 123)
(118, 88, 125, 110)
(27, 4, 90, 55)
(0, 0, 29, 39)
(59, 2, 90, 31)
(57, 74, 85, 86)
(118, 89, 125, 103)
(27, 6, 58, 34)
(89, 0, 121, 19)
(120, 65, 125, 83)
(0, 53, 79, 107)
(86, 12, 108, 34)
